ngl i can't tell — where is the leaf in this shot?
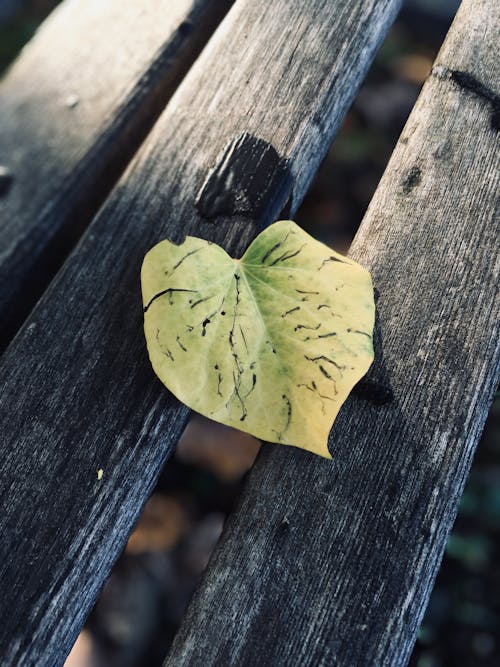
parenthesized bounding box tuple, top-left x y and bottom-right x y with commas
(141, 220, 375, 458)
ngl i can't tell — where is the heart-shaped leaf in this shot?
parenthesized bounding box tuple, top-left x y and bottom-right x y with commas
(142, 220, 374, 458)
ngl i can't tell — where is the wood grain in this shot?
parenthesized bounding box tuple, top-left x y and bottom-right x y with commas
(166, 1, 500, 665)
(0, 1, 402, 664)
(0, 0, 233, 352)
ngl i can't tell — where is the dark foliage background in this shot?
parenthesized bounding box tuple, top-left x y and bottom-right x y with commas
(1, 2, 498, 666)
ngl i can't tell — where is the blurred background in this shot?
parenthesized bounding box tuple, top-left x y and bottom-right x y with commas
(1, 1, 498, 666)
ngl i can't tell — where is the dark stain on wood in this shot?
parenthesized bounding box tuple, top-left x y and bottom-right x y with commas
(195, 132, 293, 222)
(401, 165, 422, 194)
(353, 379, 394, 406)
(449, 69, 500, 131)
(275, 516, 291, 541)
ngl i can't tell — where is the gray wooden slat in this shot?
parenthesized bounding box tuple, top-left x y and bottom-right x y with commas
(0, 0, 233, 352)
(166, 1, 500, 665)
(0, 1, 402, 664)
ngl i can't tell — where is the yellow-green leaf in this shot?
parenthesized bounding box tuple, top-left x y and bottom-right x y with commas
(141, 220, 374, 458)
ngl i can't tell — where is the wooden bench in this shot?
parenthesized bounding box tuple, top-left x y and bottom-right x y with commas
(0, 0, 498, 665)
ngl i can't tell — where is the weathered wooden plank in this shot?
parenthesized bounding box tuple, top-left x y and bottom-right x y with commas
(166, 1, 500, 665)
(0, 0, 233, 352)
(0, 1, 402, 664)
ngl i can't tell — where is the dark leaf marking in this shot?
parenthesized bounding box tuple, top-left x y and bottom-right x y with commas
(231, 370, 247, 422)
(319, 365, 338, 394)
(166, 247, 203, 274)
(319, 365, 332, 380)
(225, 272, 248, 411)
(283, 394, 292, 431)
(261, 230, 294, 264)
(347, 328, 372, 339)
(294, 323, 321, 332)
(156, 329, 174, 361)
(232, 352, 243, 374)
(305, 354, 345, 374)
(316, 304, 342, 317)
(176, 335, 187, 352)
(303, 331, 337, 341)
(297, 382, 335, 414)
(298, 382, 334, 401)
(273, 394, 292, 441)
(281, 306, 300, 318)
(261, 241, 282, 263)
(190, 295, 214, 309)
(319, 255, 346, 269)
(244, 373, 257, 398)
(269, 243, 306, 266)
(295, 288, 320, 303)
(144, 288, 197, 312)
(229, 274, 242, 349)
(187, 308, 218, 335)
(201, 318, 211, 337)
(239, 325, 249, 352)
